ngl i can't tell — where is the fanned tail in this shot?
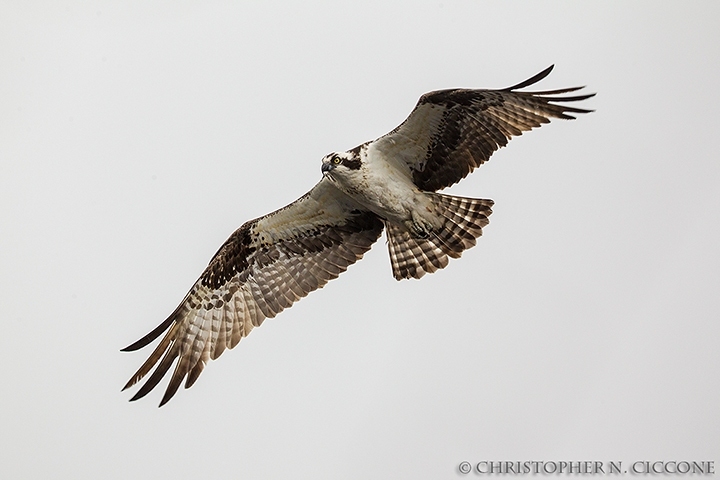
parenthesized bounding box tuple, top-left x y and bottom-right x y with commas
(386, 194, 494, 280)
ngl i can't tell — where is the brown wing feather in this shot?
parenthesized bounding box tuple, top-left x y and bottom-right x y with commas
(122, 179, 383, 406)
(370, 65, 595, 192)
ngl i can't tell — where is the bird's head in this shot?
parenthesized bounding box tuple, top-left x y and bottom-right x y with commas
(321, 151, 362, 177)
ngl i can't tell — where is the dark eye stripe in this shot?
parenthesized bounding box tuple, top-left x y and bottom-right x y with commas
(342, 157, 362, 170)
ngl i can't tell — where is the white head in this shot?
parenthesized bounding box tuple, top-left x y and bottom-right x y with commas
(320, 151, 362, 177)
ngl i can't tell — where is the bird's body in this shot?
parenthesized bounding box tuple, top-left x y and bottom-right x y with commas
(322, 147, 440, 236)
(122, 65, 595, 406)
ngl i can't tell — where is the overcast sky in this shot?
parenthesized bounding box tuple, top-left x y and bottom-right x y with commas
(1, 2, 718, 479)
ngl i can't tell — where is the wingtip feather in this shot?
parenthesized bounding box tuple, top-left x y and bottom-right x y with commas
(502, 65, 555, 91)
(121, 311, 178, 352)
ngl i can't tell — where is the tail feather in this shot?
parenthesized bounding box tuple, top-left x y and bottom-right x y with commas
(386, 194, 493, 280)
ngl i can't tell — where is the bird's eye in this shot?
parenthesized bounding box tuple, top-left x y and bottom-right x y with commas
(332, 157, 341, 165)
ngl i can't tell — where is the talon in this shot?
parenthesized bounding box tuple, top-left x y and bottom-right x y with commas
(411, 221, 432, 239)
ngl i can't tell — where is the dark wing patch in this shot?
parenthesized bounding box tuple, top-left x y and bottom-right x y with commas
(202, 223, 255, 289)
(121, 179, 383, 406)
(369, 65, 595, 192)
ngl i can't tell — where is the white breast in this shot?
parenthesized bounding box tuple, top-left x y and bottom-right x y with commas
(334, 143, 428, 225)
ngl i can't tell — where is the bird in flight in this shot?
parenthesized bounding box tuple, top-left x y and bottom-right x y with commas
(122, 65, 594, 406)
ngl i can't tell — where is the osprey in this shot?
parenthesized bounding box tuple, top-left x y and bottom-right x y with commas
(123, 65, 594, 405)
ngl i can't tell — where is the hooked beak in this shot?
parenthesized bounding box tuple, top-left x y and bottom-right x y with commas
(321, 163, 335, 174)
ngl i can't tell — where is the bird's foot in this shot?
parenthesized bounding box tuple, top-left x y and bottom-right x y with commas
(405, 218, 435, 239)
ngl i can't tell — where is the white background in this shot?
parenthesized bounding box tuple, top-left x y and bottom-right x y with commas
(1, 2, 718, 478)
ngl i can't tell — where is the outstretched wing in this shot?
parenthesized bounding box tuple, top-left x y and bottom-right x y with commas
(369, 65, 595, 192)
(122, 179, 384, 406)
